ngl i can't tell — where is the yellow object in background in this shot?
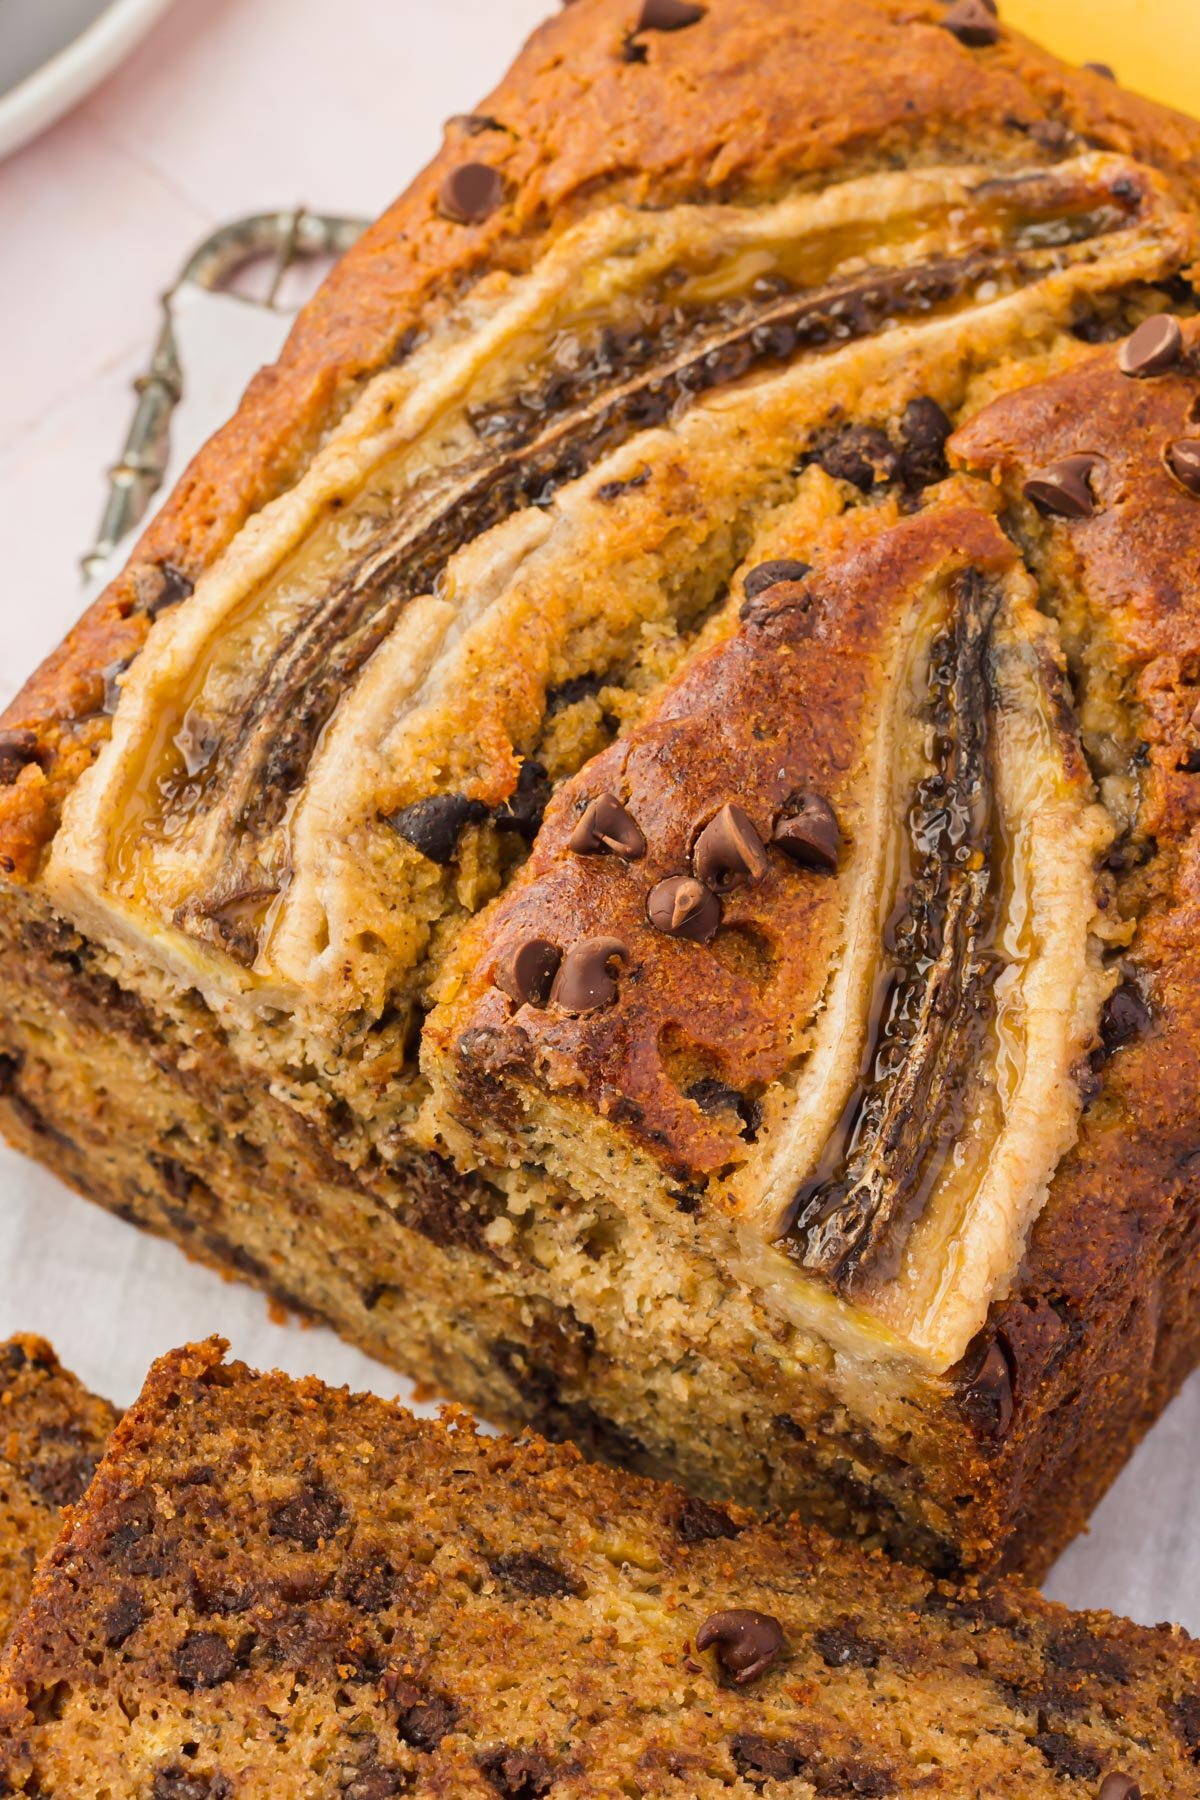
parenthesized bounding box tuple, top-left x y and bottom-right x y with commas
(1004, 0, 1199, 119)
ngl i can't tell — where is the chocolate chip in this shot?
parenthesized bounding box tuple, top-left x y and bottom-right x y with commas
(103, 1588, 146, 1648)
(959, 1337, 1014, 1442)
(0, 728, 40, 787)
(439, 163, 506, 225)
(813, 1621, 880, 1669)
(773, 795, 840, 873)
(478, 1747, 557, 1798)
(817, 424, 898, 492)
(270, 1477, 346, 1549)
(1084, 61, 1116, 80)
(693, 804, 767, 889)
(494, 760, 552, 841)
(941, 0, 1001, 47)
(676, 1496, 740, 1543)
(899, 396, 953, 488)
(742, 559, 812, 601)
(1033, 1733, 1101, 1782)
(489, 1551, 582, 1598)
(636, 0, 706, 30)
(1119, 314, 1183, 377)
(152, 1772, 232, 1800)
(647, 875, 721, 943)
(388, 1677, 460, 1752)
(496, 938, 562, 1009)
(569, 793, 646, 859)
(138, 561, 194, 620)
(344, 1769, 408, 1800)
(1023, 455, 1102, 520)
(1099, 979, 1151, 1053)
(1097, 1778, 1140, 1800)
(386, 793, 487, 864)
(1166, 439, 1200, 497)
(175, 1631, 236, 1690)
(551, 937, 630, 1014)
(731, 1736, 806, 1783)
(697, 1610, 785, 1685)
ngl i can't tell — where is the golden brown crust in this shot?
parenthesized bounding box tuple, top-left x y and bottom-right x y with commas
(5, 0, 1200, 879)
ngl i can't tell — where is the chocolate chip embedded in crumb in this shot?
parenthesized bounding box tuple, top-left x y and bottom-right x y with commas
(0, 728, 40, 787)
(899, 396, 953, 488)
(496, 938, 562, 1009)
(773, 795, 841, 873)
(494, 760, 552, 842)
(103, 1588, 146, 1649)
(1166, 439, 1200, 497)
(175, 1631, 237, 1690)
(344, 1769, 408, 1800)
(477, 1746, 557, 1798)
(941, 0, 1001, 47)
(693, 804, 768, 889)
(1023, 455, 1102, 520)
(817, 424, 898, 492)
(647, 875, 721, 943)
(676, 1496, 740, 1543)
(696, 1609, 786, 1684)
(1119, 314, 1183, 378)
(439, 162, 507, 225)
(959, 1338, 1015, 1442)
(1098, 1775, 1142, 1800)
(386, 1675, 460, 1752)
(742, 558, 812, 601)
(386, 792, 488, 864)
(551, 938, 630, 1015)
(1099, 979, 1151, 1054)
(1084, 61, 1116, 80)
(152, 1771, 232, 1800)
(489, 1550, 582, 1598)
(270, 1477, 346, 1549)
(569, 793, 646, 859)
(636, 0, 706, 31)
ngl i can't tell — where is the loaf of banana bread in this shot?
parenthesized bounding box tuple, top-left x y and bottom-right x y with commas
(0, 1338, 115, 1644)
(0, 1339, 1196, 1798)
(4, 0, 1200, 1577)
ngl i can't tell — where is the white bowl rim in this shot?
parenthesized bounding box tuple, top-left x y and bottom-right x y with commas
(0, 0, 176, 163)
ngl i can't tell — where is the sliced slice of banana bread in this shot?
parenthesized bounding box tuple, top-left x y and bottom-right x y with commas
(0, 1337, 116, 1644)
(0, 1339, 1195, 1798)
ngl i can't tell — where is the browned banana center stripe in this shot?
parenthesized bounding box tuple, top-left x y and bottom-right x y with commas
(148, 168, 1154, 963)
(783, 568, 1002, 1291)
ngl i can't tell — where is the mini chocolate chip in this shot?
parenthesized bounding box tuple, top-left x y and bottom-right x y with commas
(813, 1621, 880, 1670)
(1119, 314, 1183, 377)
(0, 728, 40, 787)
(817, 424, 898, 492)
(647, 875, 721, 943)
(388, 1677, 460, 1752)
(439, 163, 506, 225)
(1034, 1733, 1101, 1782)
(676, 1496, 740, 1543)
(636, 0, 706, 30)
(103, 1588, 146, 1648)
(1098, 1778, 1141, 1800)
(731, 1736, 806, 1783)
(153, 1772, 232, 1800)
(743, 559, 812, 601)
(386, 793, 488, 864)
(344, 1770, 408, 1800)
(693, 804, 767, 889)
(551, 937, 630, 1014)
(941, 0, 1001, 46)
(175, 1631, 236, 1690)
(1023, 455, 1102, 520)
(569, 793, 646, 859)
(1100, 979, 1151, 1053)
(773, 795, 840, 873)
(1083, 61, 1116, 80)
(959, 1338, 1014, 1442)
(696, 1609, 786, 1684)
(489, 1551, 582, 1598)
(496, 939, 562, 1009)
(1166, 439, 1200, 497)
